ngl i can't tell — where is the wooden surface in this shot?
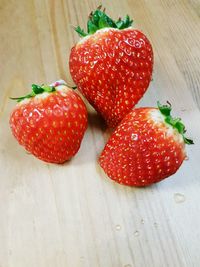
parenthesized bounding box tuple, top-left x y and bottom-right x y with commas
(0, 0, 200, 266)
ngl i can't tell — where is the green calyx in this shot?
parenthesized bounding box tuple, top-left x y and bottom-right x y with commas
(157, 101, 193, 145)
(75, 5, 133, 37)
(10, 84, 56, 102)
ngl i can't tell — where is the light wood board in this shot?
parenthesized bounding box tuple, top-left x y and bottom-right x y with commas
(0, 0, 200, 266)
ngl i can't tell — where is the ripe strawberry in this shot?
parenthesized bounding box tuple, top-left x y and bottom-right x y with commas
(99, 102, 193, 186)
(69, 6, 153, 128)
(10, 80, 87, 163)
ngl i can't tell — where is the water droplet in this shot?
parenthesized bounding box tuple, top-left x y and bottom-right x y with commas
(124, 264, 132, 267)
(80, 256, 84, 261)
(185, 156, 189, 161)
(131, 133, 138, 141)
(134, 230, 139, 237)
(115, 224, 121, 231)
(174, 193, 186, 203)
(154, 222, 158, 228)
(141, 219, 145, 224)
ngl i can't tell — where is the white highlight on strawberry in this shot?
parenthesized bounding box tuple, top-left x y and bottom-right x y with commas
(35, 92, 50, 100)
(77, 28, 112, 45)
(150, 109, 185, 145)
(53, 80, 70, 96)
(18, 98, 30, 105)
(50, 79, 67, 88)
(77, 27, 133, 46)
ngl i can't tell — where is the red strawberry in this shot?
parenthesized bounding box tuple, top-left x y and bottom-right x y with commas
(10, 80, 88, 163)
(99, 102, 193, 186)
(69, 6, 153, 128)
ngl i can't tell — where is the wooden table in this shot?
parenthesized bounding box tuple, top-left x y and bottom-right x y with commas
(0, 0, 200, 266)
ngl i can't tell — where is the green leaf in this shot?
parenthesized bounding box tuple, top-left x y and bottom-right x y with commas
(87, 20, 98, 34)
(10, 92, 34, 102)
(124, 15, 133, 28)
(157, 101, 171, 116)
(174, 120, 185, 134)
(184, 137, 194, 145)
(42, 85, 56, 92)
(116, 18, 124, 29)
(32, 84, 44, 94)
(75, 26, 87, 37)
(89, 10, 117, 31)
(92, 10, 102, 26)
(100, 13, 117, 28)
(98, 14, 111, 28)
(74, 7, 133, 37)
(10, 84, 56, 102)
(116, 15, 133, 29)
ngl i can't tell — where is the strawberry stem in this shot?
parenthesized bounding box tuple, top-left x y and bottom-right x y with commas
(75, 6, 133, 37)
(157, 101, 194, 145)
(10, 84, 56, 102)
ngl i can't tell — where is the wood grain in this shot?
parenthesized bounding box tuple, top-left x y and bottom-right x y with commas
(0, 0, 200, 266)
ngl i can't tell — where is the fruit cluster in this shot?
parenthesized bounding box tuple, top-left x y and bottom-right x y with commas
(10, 7, 193, 186)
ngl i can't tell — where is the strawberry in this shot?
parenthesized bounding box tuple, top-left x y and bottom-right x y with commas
(99, 102, 193, 186)
(10, 80, 87, 163)
(69, 6, 153, 128)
